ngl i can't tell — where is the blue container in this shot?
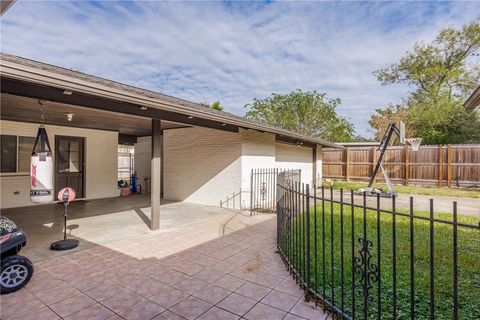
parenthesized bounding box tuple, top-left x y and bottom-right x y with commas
(130, 174, 137, 194)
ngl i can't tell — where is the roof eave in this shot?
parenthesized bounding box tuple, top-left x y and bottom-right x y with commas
(464, 85, 480, 109)
(0, 55, 341, 149)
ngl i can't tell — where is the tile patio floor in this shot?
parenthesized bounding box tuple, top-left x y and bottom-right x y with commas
(1, 210, 327, 320)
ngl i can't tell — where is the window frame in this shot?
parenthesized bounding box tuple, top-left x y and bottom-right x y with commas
(0, 134, 36, 176)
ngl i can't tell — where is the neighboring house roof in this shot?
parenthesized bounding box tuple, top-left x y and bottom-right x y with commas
(464, 85, 480, 109)
(0, 53, 340, 148)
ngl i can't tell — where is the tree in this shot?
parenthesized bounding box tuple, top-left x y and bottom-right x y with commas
(200, 101, 224, 111)
(209, 101, 224, 111)
(368, 105, 410, 142)
(370, 19, 480, 144)
(245, 89, 355, 142)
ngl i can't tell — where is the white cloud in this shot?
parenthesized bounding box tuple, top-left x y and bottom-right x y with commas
(1, 1, 478, 137)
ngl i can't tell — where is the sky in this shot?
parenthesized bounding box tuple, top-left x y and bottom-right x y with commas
(1, 1, 479, 138)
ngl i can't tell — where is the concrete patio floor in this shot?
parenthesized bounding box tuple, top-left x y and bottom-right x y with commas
(0, 195, 240, 262)
(0, 201, 327, 320)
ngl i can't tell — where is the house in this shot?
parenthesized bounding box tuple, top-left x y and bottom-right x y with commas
(0, 53, 339, 229)
(464, 84, 480, 115)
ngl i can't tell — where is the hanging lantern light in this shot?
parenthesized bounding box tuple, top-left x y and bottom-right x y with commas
(30, 102, 54, 203)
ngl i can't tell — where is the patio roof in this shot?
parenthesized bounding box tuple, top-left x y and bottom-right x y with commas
(464, 84, 480, 110)
(0, 53, 341, 149)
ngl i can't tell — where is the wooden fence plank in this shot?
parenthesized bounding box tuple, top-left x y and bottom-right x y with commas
(447, 144, 452, 187)
(438, 144, 443, 187)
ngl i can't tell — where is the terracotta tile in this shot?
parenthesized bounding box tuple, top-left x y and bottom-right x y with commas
(191, 255, 221, 267)
(274, 277, 304, 297)
(283, 313, 307, 320)
(8, 306, 60, 320)
(130, 279, 170, 297)
(169, 296, 212, 320)
(151, 268, 188, 285)
(173, 277, 208, 295)
(289, 300, 327, 320)
(193, 284, 231, 305)
(85, 282, 126, 301)
(1, 288, 38, 305)
(25, 275, 68, 293)
(251, 273, 283, 288)
(235, 282, 271, 301)
(193, 268, 225, 283)
(50, 293, 96, 317)
(171, 262, 205, 276)
(37, 256, 70, 269)
(1, 290, 45, 320)
(100, 290, 144, 313)
(213, 274, 246, 291)
(64, 303, 115, 320)
(244, 303, 287, 320)
(261, 290, 299, 312)
(71, 274, 111, 291)
(34, 284, 82, 305)
(152, 310, 186, 320)
(217, 293, 257, 316)
(118, 300, 165, 320)
(225, 252, 254, 265)
(196, 306, 239, 320)
(114, 273, 151, 289)
(148, 287, 189, 309)
(210, 261, 237, 273)
(66, 249, 97, 261)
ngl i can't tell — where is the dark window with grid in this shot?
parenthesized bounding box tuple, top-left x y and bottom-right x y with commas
(0, 135, 36, 173)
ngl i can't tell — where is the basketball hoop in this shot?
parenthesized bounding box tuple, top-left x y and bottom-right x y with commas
(405, 138, 422, 151)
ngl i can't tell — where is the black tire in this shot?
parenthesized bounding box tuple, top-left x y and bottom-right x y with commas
(1, 255, 34, 294)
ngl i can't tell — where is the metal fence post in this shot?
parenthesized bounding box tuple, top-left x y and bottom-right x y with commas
(306, 185, 311, 292)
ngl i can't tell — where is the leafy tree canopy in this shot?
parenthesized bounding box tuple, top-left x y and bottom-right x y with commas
(209, 101, 224, 111)
(370, 19, 480, 144)
(245, 89, 355, 142)
(201, 101, 224, 111)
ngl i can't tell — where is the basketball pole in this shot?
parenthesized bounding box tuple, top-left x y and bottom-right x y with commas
(367, 122, 401, 190)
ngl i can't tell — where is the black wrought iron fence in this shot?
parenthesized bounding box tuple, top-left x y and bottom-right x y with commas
(276, 171, 480, 320)
(250, 168, 300, 215)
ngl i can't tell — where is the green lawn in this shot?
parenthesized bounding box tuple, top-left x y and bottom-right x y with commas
(278, 202, 480, 319)
(324, 181, 480, 198)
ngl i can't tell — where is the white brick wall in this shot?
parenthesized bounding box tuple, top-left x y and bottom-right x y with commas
(275, 142, 314, 185)
(0, 120, 118, 208)
(240, 129, 276, 193)
(315, 145, 323, 185)
(134, 136, 152, 193)
(163, 127, 242, 206)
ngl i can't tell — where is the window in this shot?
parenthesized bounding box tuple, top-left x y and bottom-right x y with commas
(0, 135, 36, 173)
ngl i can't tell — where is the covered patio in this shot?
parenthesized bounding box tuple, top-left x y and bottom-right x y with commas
(0, 196, 238, 262)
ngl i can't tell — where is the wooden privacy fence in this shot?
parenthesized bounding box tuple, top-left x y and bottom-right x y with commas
(322, 144, 480, 187)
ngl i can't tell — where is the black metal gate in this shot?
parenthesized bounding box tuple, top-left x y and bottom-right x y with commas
(250, 168, 300, 215)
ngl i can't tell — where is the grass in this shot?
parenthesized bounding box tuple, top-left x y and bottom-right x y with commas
(278, 202, 480, 320)
(324, 181, 480, 198)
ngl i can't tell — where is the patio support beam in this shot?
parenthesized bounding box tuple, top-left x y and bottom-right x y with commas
(151, 119, 162, 230)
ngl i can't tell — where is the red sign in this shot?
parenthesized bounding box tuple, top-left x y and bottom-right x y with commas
(58, 187, 76, 204)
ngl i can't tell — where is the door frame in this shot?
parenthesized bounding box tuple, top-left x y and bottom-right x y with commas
(55, 135, 86, 199)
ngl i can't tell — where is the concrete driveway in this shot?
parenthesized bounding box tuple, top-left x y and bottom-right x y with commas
(327, 189, 480, 218)
(0, 207, 326, 320)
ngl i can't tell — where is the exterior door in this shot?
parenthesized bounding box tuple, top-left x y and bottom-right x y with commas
(55, 136, 85, 198)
